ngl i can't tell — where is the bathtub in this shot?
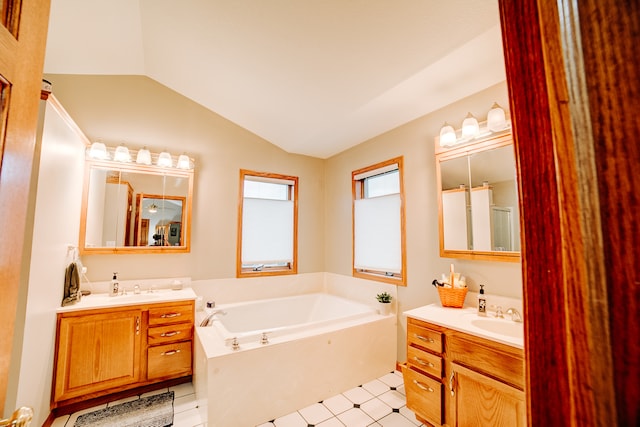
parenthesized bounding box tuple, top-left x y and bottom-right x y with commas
(194, 292, 396, 427)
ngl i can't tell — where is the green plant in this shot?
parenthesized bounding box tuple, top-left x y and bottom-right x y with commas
(376, 292, 392, 303)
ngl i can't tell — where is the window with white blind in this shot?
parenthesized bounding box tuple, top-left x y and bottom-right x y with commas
(237, 170, 298, 277)
(352, 157, 406, 286)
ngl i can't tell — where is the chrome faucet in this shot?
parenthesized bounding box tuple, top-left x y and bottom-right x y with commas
(199, 310, 226, 327)
(506, 307, 523, 323)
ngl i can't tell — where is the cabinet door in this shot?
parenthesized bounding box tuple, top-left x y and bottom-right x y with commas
(452, 363, 525, 427)
(54, 309, 142, 402)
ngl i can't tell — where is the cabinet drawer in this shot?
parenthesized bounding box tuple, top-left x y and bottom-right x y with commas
(147, 341, 192, 380)
(403, 365, 443, 425)
(148, 323, 193, 345)
(407, 322, 443, 353)
(407, 345, 442, 378)
(148, 304, 194, 326)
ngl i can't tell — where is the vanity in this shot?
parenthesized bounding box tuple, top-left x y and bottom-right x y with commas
(51, 288, 196, 411)
(402, 305, 525, 427)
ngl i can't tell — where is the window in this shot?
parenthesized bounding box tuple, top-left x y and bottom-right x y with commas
(352, 157, 406, 286)
(237, 169, 298, 277)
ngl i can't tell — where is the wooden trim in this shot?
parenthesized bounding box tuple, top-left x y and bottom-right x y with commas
(351, 156, 407, 286)
(499, 0, 638, 425)
(236, 169, 299, 278)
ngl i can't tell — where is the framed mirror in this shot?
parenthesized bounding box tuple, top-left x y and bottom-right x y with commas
(435, 132, 520, 262)
(79, 160, 193, 254)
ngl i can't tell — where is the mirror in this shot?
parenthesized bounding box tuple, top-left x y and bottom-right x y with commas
(80, 160, 193, 254)
(436, 132, 520, 262)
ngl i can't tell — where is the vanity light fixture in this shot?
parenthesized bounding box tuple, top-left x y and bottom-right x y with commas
(176, 153, 192, 170)
(88, 141, 109, 160)
(113, 144, 131, 162)
(461, 112, 480, 139)
(157, 151, 173, 168)
(136, 146, 152, 165)
(438, 103, 511, 147)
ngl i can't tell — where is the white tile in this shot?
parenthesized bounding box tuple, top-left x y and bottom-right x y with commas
(399, 407, 422, 426)
(174, 392, 199, 414)
(362, 379, 391, 396)
(378, 390, 406, 410)
(316, 417, 346, 427)
(256, 423, 276, 427)
(396, 384, 406, 396)
(273, 411, 308, 427)
(377, 412, 419, 427)
(360, 397, 392, 421)
(173, 407, 203, 427)
(171, 382, 196, 398)
(323, 393, 354, 415)
(378, 373, 404, 388)
(299, 402, 334, 424)
(337, 407, 375, 427)
(343, 386, 374, 405)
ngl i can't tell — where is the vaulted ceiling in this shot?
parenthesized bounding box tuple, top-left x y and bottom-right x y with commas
(44, 0, 505, 158)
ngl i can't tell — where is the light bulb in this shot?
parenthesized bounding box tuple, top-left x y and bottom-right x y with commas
(136, 147, 152, 165)
(461, 112, 480, 139)
(177, 154, 191, 170)
(439, 122, 457, 146)
(487, 102, 507, 132)
(89, 142, 109, 160)
(157, 151, 173, 168)
(113, 144, 131, 162)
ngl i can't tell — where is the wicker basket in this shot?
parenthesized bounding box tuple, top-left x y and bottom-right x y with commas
(437, 286, 468, 308)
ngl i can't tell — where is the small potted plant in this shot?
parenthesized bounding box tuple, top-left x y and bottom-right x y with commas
(376, 292, 393, 315)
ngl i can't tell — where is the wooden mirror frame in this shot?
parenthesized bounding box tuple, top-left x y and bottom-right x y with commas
(79, 159, 193, 254)
(435, 131, 520, 262)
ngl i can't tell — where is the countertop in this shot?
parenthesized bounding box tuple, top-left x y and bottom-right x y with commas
(404, 304, 524, 349)
(57, 287, 197, 313)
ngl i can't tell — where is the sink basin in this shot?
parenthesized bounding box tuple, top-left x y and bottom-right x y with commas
(470, 318, 524, 339)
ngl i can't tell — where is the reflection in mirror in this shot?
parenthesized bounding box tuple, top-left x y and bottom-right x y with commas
(80, 160, 193, 254)
(436, 133, 520, 262)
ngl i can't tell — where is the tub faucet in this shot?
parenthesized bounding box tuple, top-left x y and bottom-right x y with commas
(199, 310, 226, 327)
(506, 307, 523, 323)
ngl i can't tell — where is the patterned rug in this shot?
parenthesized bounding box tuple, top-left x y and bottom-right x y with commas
(74, 391, 174, 427)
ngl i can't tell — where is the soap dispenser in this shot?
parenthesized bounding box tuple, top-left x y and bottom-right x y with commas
(110, 272, 119, 297)
(477, 284, 487, 316)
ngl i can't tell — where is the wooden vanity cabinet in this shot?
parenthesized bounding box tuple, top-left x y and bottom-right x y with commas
(403, 317, 525, 427)
(52, 300, 194, 408)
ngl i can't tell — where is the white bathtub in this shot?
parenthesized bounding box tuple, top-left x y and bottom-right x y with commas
(194, 292, 396, 427)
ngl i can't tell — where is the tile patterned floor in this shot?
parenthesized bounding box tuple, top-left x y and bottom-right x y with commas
(51, 371, 424, 427)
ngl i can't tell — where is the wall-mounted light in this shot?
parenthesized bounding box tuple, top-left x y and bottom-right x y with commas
(136, 146, 152, 165)
(88, 142, 109, 160)
(438, 103, 511, 147)
(148, 203, 158, 213)
(157, 151, 173, 168)
(113, 144, 131, 162)
(86, 142, 195, 171)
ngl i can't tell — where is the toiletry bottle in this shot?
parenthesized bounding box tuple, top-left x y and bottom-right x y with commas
(110, 272, 119, 297)
(478, 284, 487, 316)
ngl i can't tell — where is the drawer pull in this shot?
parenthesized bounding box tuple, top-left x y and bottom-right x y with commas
(162, 349, 181, 356)
(415, 334, 435, 343)
(414, 357, 435, 368)
(160, 312, 181, 318)
(160, 331, 180, 337)
(413, 380, 434, 393)
(135, 316, 140, 335)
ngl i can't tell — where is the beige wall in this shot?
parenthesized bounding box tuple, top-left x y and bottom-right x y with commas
(324, 81, 523, 317)
(46, 75, 325, 282)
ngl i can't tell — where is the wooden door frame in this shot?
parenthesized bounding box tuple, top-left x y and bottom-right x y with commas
(498, 0, 638, 425)
(0, 0, 51, 414)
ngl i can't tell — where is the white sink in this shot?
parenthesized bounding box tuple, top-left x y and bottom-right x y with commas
(470, 318, 524, 339)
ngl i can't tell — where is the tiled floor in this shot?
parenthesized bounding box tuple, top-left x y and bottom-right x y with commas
(52, 371, 424, 427)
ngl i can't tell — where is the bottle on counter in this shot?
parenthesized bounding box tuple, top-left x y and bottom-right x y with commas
(478, 284, 487, 316)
